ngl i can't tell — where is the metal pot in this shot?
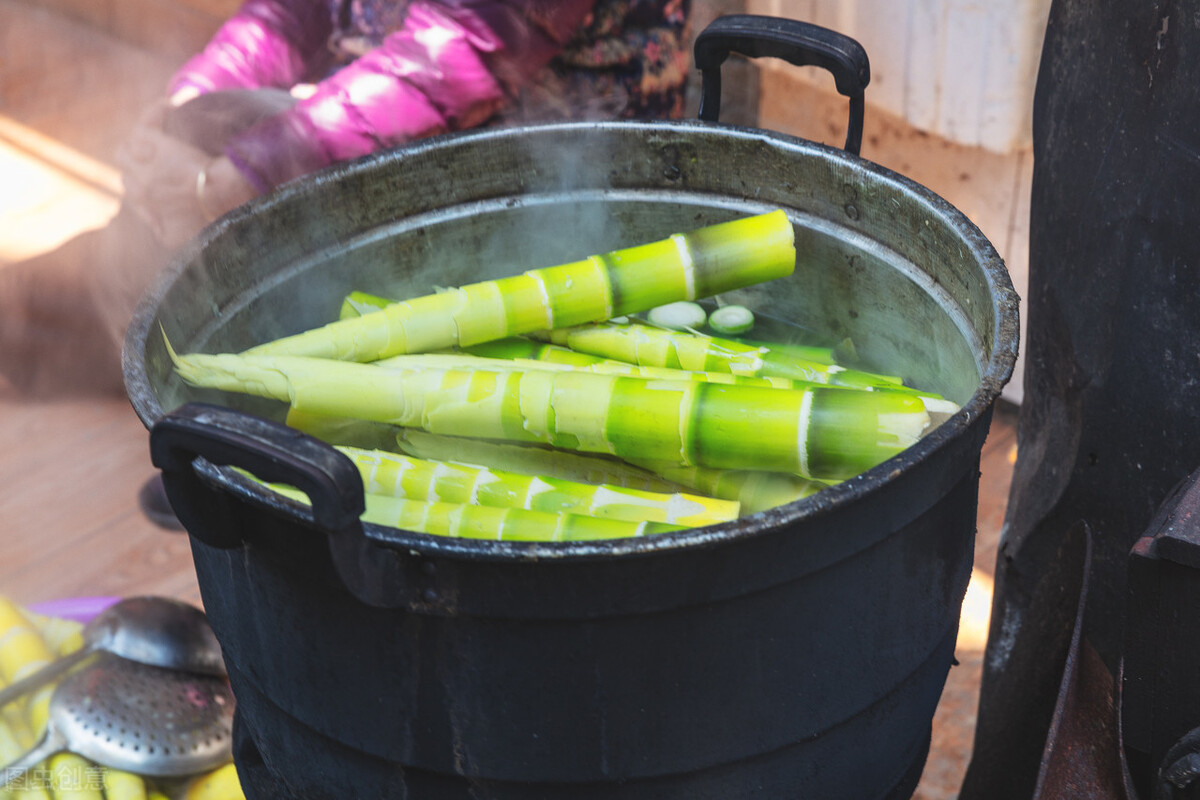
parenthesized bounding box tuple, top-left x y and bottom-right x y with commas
(125, 16, 1018, 799)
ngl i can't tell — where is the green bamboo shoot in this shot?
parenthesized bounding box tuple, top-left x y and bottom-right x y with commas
(285, 407, 403, 452)
(630, 460, 829, 515)
(374, 351, 793, 387)
(182, 763, 245, 800)
(333, 293, 910, 407)
(468, 335, 816, 388)
(339, 446, 738, 525)
(0, 697, 48, 800)
(339, 290, 392, 320)
(171, 351, 930, 480)
(538, 320, 908, 389)
(394, 430, 684, 493)
(245, 210, 796, 361)
(464, 337, 617, 367)
(368, 494, 686, 541)
(268, 483, 683, 541)
(742, 338, 841, 366)
(100, 770, 148, 800)
(374, 351, 958, 418)
(47, 755, 103, 800)
(337, 296, 846, 375)
(536, 321, 958, 415)
(101, 769, 149, 800)
(338, 297, 844, 372)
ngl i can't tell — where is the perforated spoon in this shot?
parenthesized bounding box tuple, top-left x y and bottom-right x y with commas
(0, 596, 224, 711)
(0, 654, 235, 787)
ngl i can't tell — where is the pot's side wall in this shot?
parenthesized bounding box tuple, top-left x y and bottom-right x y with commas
(189, 453, 980, 795)
(224, 650, 939, 799)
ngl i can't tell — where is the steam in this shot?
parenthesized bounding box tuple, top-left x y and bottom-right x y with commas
(152, 123, 647, 384)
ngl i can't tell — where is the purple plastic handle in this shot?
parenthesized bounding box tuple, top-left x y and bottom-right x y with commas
(26, 596, 121, 624)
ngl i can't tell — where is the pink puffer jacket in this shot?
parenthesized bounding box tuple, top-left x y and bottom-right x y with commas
(170, 1, 598, 191)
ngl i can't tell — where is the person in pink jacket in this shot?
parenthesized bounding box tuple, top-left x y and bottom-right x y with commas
(0, 0, 691, 396)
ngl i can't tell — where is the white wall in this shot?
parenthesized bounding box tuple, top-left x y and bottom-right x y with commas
(745, 0, 1051, 153)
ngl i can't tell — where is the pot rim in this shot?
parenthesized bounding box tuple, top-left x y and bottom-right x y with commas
(124, 118, 1020, 562)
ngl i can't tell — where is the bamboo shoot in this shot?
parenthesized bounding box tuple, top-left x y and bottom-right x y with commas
(267, 483, 683, 541)
(339, 446, 739, 526)
(244, 211, 795, 361)
(394, 430, 683, 494)
(171, 352, 930, 481)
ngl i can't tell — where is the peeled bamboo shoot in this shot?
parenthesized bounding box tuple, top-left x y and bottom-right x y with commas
(171, 352, 930, 481)
(339, 446, 739, 526)
(339, 290, 391, 320)
(538, 320, 907, 390)
(268, 483, 682, 541)
(631, 460, 828, 515)
(374, 352, 955, 415)
(101, 769, 149, 800)
(46, 754, 103, 800)
(392, 430, 824, 516)
(183, 763, 245, 800)
(394, 430, 683, 493)
(285, 408, 403, 452)
(0, 598, 55, 734)
(244, 211, 796, 361)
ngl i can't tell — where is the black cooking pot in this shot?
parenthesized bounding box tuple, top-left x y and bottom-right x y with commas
(125, 15, 1018, 800)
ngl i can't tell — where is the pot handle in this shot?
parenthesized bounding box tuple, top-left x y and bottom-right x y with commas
(694, 14, 870, 155)
(149, 402, 365, 549)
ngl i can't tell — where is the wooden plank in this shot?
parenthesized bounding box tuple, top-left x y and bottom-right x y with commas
(174, 0, 241, 20)
(109, 0, 226, 63)
(902, 0, 946, 135)
(6, 0, 225, 64)
(759, 73, 1031, 327)
(6, 0, 116, 34)
(0, 396, 198, 608)
(3, 511, 200, 608)
(852, 0, 914, 115)
(0, 1, 178, 164)
(935, 1, 989, 145)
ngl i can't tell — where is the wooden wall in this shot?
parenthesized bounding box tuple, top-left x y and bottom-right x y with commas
(9, 0, 237, 64)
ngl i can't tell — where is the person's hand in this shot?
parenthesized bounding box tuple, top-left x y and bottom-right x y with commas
(119, 102, 211, 249)
(197, 155, 258, 221)
(169, 86, 202, 108)
(118, 103, 258, 250)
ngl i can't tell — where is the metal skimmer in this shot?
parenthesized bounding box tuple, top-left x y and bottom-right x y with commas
(0, 654, 234, 787)
(0, 596, 226, 713)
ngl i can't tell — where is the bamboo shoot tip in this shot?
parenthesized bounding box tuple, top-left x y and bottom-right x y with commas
(160, 326, 182, 366)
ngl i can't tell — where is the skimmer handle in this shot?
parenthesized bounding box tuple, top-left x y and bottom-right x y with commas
(0, 726, 68, 789)
(0, 647, 93, 711)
